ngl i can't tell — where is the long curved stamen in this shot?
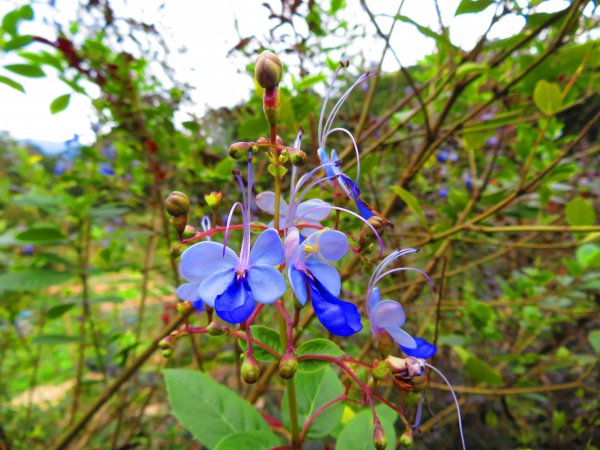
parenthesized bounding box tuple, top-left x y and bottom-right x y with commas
(326, 205, 384, 258)
(412, 392, 424, 429)
(318, 67, 344, 145)
(290, 161, 338, 203)
(240, 151, 254, 264)
(369, 249, 419, 290)
(289, 131, 303, 199)
(326, 127, 361, 186)
(223, 201, 244, 256)
(288, 175, 336, 226)
(424, 362, 467, 450)
(233, 171, 248, 211)
(367, 267, 434, 315)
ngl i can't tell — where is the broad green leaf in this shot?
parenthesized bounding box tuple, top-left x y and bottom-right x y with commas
(335, 405, 397, 450)
(295, 73, 327, 91)
(46, 303, 77, 320)
(238, 325, 282, 362)
(2, 5, 34, 35)
(0, 269, 74, 292)
(4, 63, 45, 78)
(89, 205, 129, 220)
(456, 62, 489, 78)
(0, 75, 24, 93)
(455, 0, 494, 15)
(576, 244, 600, 268)
(213, 431, 281, 450)
(466, 301, 495, 330)
(533, 80, 562, 116)
(164, 369, 270, 449)
(12, 191, 65, 208)
(453, 346, 502, 386)
(391, 186, 428, 226)
(329, 0, 346, 14)
(588, 330, 600, 354)
(282, 367, 344, 440)
(50, 94, 71, 114)
(565, 197, 596, 227)
(297, 338, 344, 373)
(4, 35, 33, 51)
(16, 227, 66, 243)
(32, 334, 79, 345)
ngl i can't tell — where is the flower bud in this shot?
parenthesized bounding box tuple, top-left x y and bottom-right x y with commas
(165, 191, 190, 217)
(161, 349, 172, 359)
(372, 359, 390, 380)
(287, 147, 308, 166)
(279, 351, 299, 379)
(229, 142, 253, 160)
(182, 225, 196, 239)
(176, 301, 193, 315)
(373, 423, 387, 450)
(158, 339, 171, 350)
(412, 373, 428, 392)
(204, 191, 223, 209)
(241, 353, 261, 384)
(255, 50, 282, 91)
(207, 321, 227, 336)
(399, 429, 414, 448)
(171, 215, 188, 239)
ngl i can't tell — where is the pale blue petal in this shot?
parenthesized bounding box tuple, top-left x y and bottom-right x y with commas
(198, 268, 235, 307)
(370, 287, 381, 311)
(256, 191, 288, 215)
(372, 300, 406, 328)
(384, 326, 417, 348)
(306, 259, 341, 296)
(299, 222, 321, 238)
(249, 228, 284, 266)
(288, 266, 307, 305)
(296, 199, 331, 221)
(284, 227, 301, 262)
(176, 283, 201, 302)
(317, 230, 348, 262)
(179, 241, 238, 282)
(247, 265, 286, 304)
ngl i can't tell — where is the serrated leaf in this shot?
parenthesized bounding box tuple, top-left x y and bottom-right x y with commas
(50, 94, 71, 114)
(32, 334, 79, 345)
(282, 367, 344, 440)
(391, 186, 428, 226)
(164, 369, 269, 449)
(45, 303, 77, 320)
(0, 269, 74, 292)
(0, 75, 24, 93)
(335, 405, 397, 450)
(455, 0, 493, 15)
(213, 431, 281, 450)
(533, 80, 562, 116)
(16, 227, 66, 243)
(238, 325, 281, 362)
(4, 64, 45, 78)
(565, 197, 596, 227)
(297, 338, 344, 373)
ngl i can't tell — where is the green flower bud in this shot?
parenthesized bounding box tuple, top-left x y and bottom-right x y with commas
(229, 142, 253, 159)
(373, 424, 387, 450)
(241, 354, 261, 384)
(158, 339, 171, 350)
(287, 147, 308, 166)
(207, 321, 227, 336)
(165, 191, 190, 217)
(182, 225, 196, 239)
(279, 351, 299, 379)
(255, 50, 282, 90)
(399, 429, 414, 448)
(162, 349, 172, 359)
(176, 301, 193, 315)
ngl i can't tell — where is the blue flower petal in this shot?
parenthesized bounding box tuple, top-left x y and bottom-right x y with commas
(249, 228, 284, 266)
(340, 175, 376, 220)
(370, 287, 381, 311)
(316, 229, 348, 262)
(215, 279, 255, 324)
(317, 147, 335, 177)
(306, 259, 341, 296)
(401, 337, 437, 359)
(247, 264, 286, 303)
(308, 275, 362, 337)
(371, 300, 406, 329)
(288, 266, 307, 305)
(179, 241, 238, 282)
(198, 268, 235, 307)
(384, 326, 416, 348)
(296, 199, 331, 221)
(176, 283, 200, 302)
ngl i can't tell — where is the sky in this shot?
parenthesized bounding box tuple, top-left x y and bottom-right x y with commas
(0, 0, 584, 146)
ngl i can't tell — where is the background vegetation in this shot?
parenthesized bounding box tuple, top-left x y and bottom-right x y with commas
(1, 0, 598, 449)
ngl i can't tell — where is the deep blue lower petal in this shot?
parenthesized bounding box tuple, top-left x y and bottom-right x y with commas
(401, 337, 437, 359)
(191, 299, 205, 312)
(214, 278, 255, 324)
(307, 274, 362, 337)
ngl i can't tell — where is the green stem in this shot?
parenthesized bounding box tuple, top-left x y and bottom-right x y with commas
(278, 315, 300, 448)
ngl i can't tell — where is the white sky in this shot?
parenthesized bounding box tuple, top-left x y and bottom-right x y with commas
(0, 0, 583, 144)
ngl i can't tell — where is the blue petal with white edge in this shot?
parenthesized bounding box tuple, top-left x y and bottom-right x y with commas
(198, 267, 236, 307)
(316, 229, 348, 262)
(248, 265, 286, 303)
(401, 337, 437, 359)
(288, 266, 308, 305)
(249, 228, 284, 266)
(179, 241, 238, 282)
(215, 279, 256, 324)
(308, 275, 362, 337)
(306, 259, 341, 296)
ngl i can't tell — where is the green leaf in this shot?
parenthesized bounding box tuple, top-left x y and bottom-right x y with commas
(533, 80, 562, 116)
(0, 75, 24, 93)
(282, 367, 344, 440)
(335, 405, 397, 450)
(50, 94, 71, 114)
(391, 186, 428, 226)
(12, 191, 65, 208)
(0, 269, 74, 292)
(453, 346, 502, 386)
(4, 64, 45, 78)
(565, 197, 596, 227)
(297, 338, 344, 373)
(588, 330, 600, 354)
(329, 0, 346, 14)
(89, 205, 129, 220)
(164, 369, 269, 449)
(238, 325, 282, 362)
(576, 244, 600, 269)
(456, 62, 489, 78)
(295, 73, 327, 91)
(45, 303, 77, 320)
(32, 334, 79, 345)
(455, 0, 494, 15)
(4, 35, 33, 51)
(213, 431, 281, 450)
(15, 227, 66, 243)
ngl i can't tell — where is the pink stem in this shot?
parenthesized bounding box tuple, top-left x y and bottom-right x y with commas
(299, 394, 347, 442)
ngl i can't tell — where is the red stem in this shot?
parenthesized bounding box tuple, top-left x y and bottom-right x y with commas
(299, 394, 347, 442)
